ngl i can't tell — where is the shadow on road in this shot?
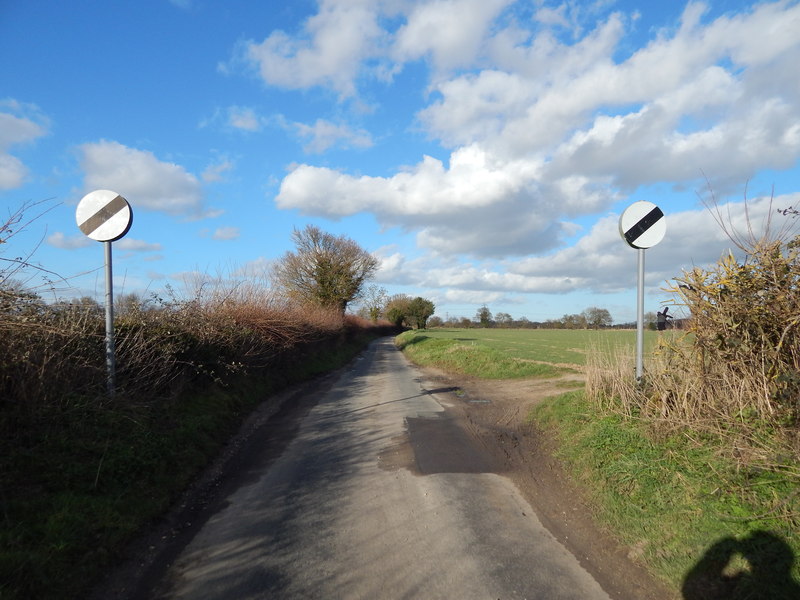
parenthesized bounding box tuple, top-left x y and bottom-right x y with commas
(682, 530, 800, 600)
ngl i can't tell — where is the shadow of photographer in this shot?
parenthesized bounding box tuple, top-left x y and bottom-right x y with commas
(682, 530, 800, 599)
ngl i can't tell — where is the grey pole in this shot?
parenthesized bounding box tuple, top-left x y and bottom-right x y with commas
(636, 247, 645, 382)
(104, 240, 116, 396)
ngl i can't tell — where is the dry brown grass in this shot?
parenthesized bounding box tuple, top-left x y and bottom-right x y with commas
(0, 280, 393, 423)
(588, 190, 800, 432)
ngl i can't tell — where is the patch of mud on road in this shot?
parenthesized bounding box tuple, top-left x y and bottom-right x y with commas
(419, 367, 675, 600)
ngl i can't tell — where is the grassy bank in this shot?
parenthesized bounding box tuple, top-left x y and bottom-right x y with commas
(397, 328, 800, 598)
(533, 391, 799, 598)
(0, 289, 394, 600)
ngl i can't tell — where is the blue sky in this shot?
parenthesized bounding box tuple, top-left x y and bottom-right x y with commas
(2, 0, 799, 323)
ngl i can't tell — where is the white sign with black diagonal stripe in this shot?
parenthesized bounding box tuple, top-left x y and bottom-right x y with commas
(619, 200, 665, 249)
(76, 189, 133, 242)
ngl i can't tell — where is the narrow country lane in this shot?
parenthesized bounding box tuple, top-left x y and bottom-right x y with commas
(153, 338, 612, 600)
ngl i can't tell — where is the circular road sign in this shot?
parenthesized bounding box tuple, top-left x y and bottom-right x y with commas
(76, 190, 133, 242)
(619, 201, 665, 249)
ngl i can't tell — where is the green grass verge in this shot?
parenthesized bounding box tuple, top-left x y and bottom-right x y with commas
(396, 330, 572, 378)
(0, 332, 377, 600)
(531, 391, 800, 598)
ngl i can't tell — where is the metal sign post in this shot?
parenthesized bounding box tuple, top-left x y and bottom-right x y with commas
(76, 190, 133, 396)
(104, 241, 116, 395)
(636, 248, 645, 381)
(619, 201, 666, 382)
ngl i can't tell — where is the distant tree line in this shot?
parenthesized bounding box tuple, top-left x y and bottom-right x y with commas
(425, 305, 617, 329)
(422, 305, 692, 331)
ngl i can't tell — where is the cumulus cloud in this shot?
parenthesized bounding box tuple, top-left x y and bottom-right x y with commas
(0, 99, 49, 190)
(267, 1, 800, 266)
(78, 140, 205, 217)
(366, 193, 800, 306)
(392, 0, 512, 73)
(241, 0, 384, 98)
(224, 1, 800, 315)
(277, 143, 615, 257)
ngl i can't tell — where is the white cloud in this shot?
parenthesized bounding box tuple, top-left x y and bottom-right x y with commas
(277, 143, 618, 257)
(0, 100, 49, 190)
(420, 0, 800, 177)
(202, 158, 234, 183)
(294, 118, 373, 153)
(0, 154, 28, 191)
(278, 144, 537, 215)
(234, 257, 273, 278)
(216, 1, 800, 317)
(48, 231, 162, 252)
(227, 106, 263, 132)
(116, 238, 163, 252)
(238, 0, 514, 97)
(242, 0, 384, 98)
(440, 289, 509, 305)
(47, 232, 93, 250)
(271, 0, 800, 267)
(0, 105, 47, 150)
(78, 140, 204, 217)
(392, 0, 512, 72)
(212, 226, 240, 240)
(365, 193, 800, 309)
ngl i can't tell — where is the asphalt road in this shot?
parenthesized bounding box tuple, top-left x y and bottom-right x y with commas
(153, 338, 612, 600)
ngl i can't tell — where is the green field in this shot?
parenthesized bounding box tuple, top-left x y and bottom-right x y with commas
(397, 327, 673, 367)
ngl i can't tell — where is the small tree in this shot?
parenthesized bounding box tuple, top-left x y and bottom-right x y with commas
(475, 305, 493, 327)
(361, 284, 387, 322)
(427, 315, 443, 328)
(495, 312, 512, 327)
(273, 225, 378, 314)
(561, 313, 587, 329)
(384, 294, 412, 327)
(583, 307, 612, 329)
(407, 297, 435, 329)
